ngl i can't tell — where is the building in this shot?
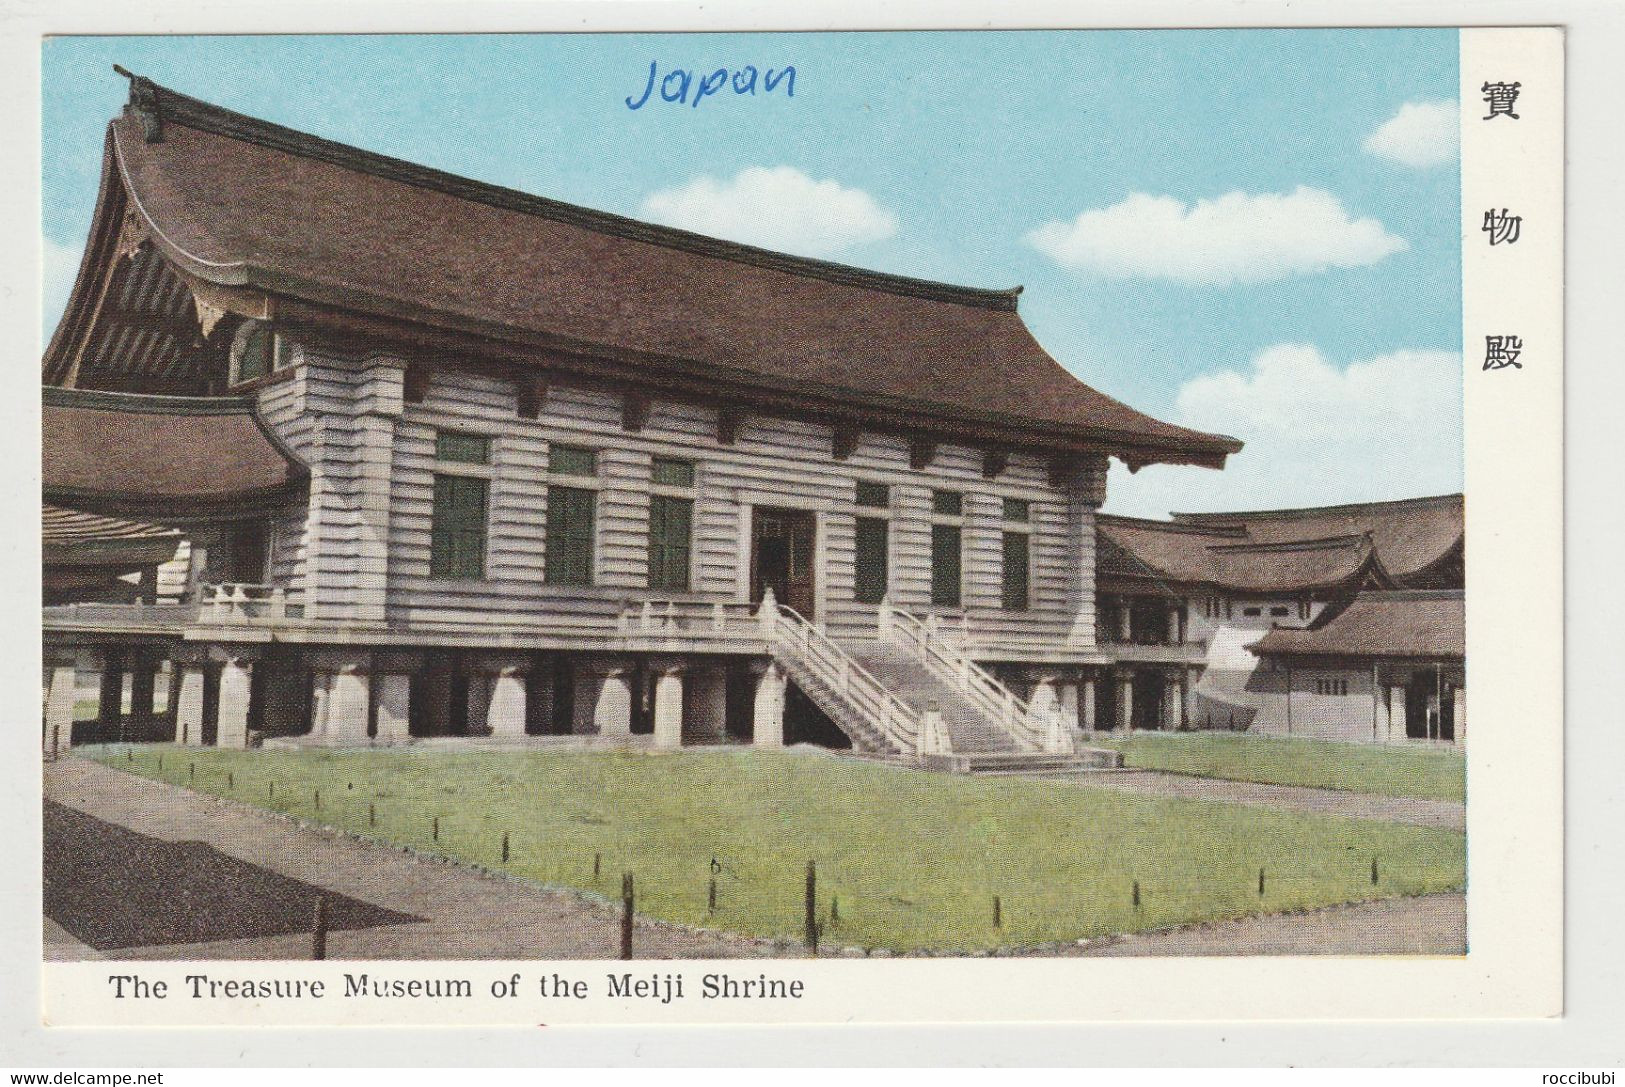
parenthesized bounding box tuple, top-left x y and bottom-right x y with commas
(40, 73, 1244, 771)
(1092, 494, 1464, 743)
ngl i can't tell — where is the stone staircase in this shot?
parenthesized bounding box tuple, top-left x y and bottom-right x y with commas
(759, 592, 1120, 775)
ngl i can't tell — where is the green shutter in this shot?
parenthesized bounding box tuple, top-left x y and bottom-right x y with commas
(932, 490, 963, 516)
(545, 485, 596, 585)
(854, 516, 889, 604)
(652, 457, 695, 487)
(931, 523, 962, 606)
(855, 480, 890, 508)
(1002, 531, 1030, 611)
(436, 432, 491, 465)
(647, 494, 692, 590)
(550, 445, 597, 477)
(430, 474, 488, 579)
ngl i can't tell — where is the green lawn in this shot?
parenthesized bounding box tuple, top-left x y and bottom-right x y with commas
(85, 746, 1465, 952)
(1095, 733, 1465, 802)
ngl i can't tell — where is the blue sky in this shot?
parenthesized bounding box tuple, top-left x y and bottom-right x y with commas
(42, 31, 1462, 516)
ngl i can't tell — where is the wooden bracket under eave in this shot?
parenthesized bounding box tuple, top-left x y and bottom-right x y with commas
(981, 450, 1009, 479)
(403, 364, 432, 404)
(1047, 455, 1080, 490)
(909, 438, 937, 471)
(833, 425, 860, 461)
(186, 278, 273, 340)
(516, 377, 548, 420)
(623, 392, 651, 432)
(717, 405, 744, 445)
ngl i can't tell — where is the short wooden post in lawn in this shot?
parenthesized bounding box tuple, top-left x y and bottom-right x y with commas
(228, 771, 234, 790)
(50, 726, 59, 761)
(126, 748, 133, 762)
(1132, 880, 1141, 909)
(993, 895, 1003, 928)
(368, 803, 376, 828)
(1258, 868, 1266, 896)
(189, 762, 195, 784)
(312, 896, 329, 961)
(432, 816, 439, 843)
(502, 832, 510, 865)
(268, 780, 274, 800)
(620, 873, 635, 960)
(314, 788, 321, 811)
(804, 861, 819, 954)
(1371, 856, 1379, 885)
(708, 875, 718, 913)
(157, 755, 163, 772)
(830, 895, 839, 923)
(594, 852, 601, 880)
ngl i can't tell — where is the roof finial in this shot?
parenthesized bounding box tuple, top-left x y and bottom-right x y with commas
(113, 65, 163, 143)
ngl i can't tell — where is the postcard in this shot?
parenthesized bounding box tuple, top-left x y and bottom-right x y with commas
(32, 24, 1562, 1027)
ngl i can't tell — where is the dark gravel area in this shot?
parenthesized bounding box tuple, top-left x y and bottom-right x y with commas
(43, 799, 421, 951)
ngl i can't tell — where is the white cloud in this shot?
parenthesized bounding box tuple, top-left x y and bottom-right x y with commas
(1362, 100, 1459, 168)
(1103, 344, 1462, 517)
(640, 166, 898, 258)
(43, 237, 83, 331)
(1025, 187, 1407, 286)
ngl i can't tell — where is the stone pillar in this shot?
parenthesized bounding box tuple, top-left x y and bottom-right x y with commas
(752, 661, 786, 747)
(1167, 605, 1182, 646)
(311, 653, 371, 746)
(375, 672, 412, 744)
(1058, 680, 1080, 732)
(1389, 686, 1408, 744)
(594, 666, 633, 738)
(1118, 672, 1134, 733)
(1170, 672, 1188, 731)
(1030, 674, 1060, 729)
(685, 666, 729, 743)
(485, 660, 529, 741)
(174, 663, 207, 746)
(652, 666, 685, 749)
(215, 654, 254, 750)
(1454, 685, 1466, 744)
(570, 660, 605, 736)
(43, 653, 78, 755)
(1118, 604, 1132, 643)
(1081, 676, 1097, 732)
(1061, 460, 1107, 644)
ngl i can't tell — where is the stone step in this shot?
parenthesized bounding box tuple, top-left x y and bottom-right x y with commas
(922, 747, 1125, 775)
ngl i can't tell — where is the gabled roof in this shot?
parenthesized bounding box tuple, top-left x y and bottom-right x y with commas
(1249, 590, 1464, 661)
(46, 72, 1241, 469)
(1099, 493, 1463, 595)
(42, 386, 306, 518)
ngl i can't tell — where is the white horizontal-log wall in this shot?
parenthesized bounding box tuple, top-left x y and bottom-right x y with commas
(255, 348, 1105, 650)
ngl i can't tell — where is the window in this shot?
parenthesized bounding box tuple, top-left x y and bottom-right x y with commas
(855, 480, 890, 509)
(1002, 497, 1030, 523)
(1315, 678, 1350, 696)
(235, 326, 273, 383)
(932, 490, 963, 516)
(931, 523, 962, 607)
(429, 474, 488, 579)
(854, 516, 889, 604)
(545, 485, 596, 585)
(1269, 605, 1290, 617)
(1243, 606, 1262, 617)
(1001, 530, 1029, 610)
(646, 493, 692, 590)
(652, 456, 694, 487)
(550, 445, 597, 477)
(436, 432, 491, 465)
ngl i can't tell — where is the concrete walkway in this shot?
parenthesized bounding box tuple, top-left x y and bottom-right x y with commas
(1072, 770, 1465, 830)
(44, 758, 774, 961)
(1060, 892, 1466, 957)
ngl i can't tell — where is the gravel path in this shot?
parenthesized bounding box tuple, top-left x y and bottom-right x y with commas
(1072, 770, 1465, 830)
(44, 758, 775, 961)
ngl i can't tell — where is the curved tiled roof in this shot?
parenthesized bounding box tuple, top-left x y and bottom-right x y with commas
(43, 503, 180, 565)
(54, 74, 1240, 469)
(1099, 494, 1462, 594)
(1250, 590, 1464, 660)
(42, 386, 305, 516)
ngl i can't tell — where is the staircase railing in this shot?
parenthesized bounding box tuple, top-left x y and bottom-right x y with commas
(757, 590, 935, 757)
(878, 601, 1073, 754)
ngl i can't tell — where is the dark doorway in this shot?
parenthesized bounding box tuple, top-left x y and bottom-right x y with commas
(724, 661, 755, 741)
(1406, 669, 1455, 741)
(1132, 671, 1167, 731)
(752, 507, 816, 620)
(224, 520, 269, 583)
(1095, 675, 1119, 732)
(200, 665, 220, 746)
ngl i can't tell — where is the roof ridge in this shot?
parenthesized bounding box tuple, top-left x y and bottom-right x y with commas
(1171, 493, 1464, 522)
(42, 384, 256, 415)
(1096, 513, 1247, 537)
(114, 68, 1023, 313)
(1207, 532, 1371, 554)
